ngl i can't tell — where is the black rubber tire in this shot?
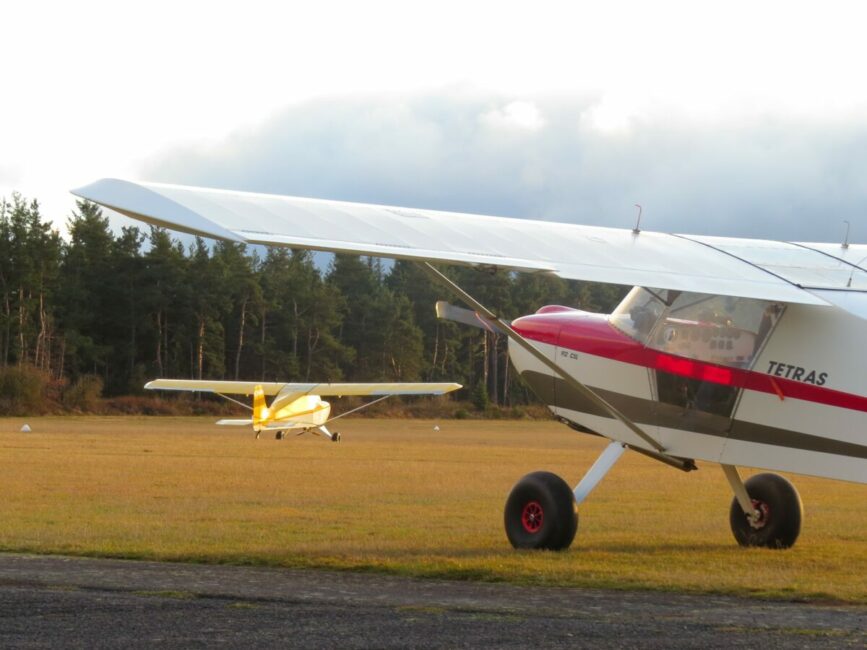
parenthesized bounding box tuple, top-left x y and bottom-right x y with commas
(504, 471, 578, 550)
(729, 473, 802, 549)
(275, 431, 284, 440)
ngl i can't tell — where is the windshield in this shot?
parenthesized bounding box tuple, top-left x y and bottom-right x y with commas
(609, 287, 668, 345)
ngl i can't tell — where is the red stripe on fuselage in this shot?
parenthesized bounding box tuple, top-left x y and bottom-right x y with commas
(512, 310, 867, 413)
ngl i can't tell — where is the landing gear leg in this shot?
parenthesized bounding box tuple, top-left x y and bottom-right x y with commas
(723, 465, 802, 549)
(572, 442, 626, 506)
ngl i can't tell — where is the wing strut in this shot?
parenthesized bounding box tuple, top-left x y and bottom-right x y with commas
(324, 394, 392, 424)
(420, 262, 667, 455)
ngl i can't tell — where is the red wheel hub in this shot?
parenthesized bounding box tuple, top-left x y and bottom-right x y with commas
(521, 500, 544, 533)
(750, 499, 770, 529)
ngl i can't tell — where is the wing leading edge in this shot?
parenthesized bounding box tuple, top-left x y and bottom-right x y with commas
(73, 178, 866, 307)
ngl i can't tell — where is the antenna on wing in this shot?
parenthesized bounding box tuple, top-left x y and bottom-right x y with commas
(847, 255, 867, 288)
(842, 220, 851, 249)
(633, 204, 642, 234)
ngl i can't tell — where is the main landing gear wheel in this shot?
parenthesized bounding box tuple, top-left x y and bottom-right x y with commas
(275, 431, 284, 440)
(504, 471, 578, 550)
(729, 473, 803, 549)
(331, 432, 341, 442)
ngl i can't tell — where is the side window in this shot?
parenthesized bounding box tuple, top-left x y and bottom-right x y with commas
(656, 373, 740, 417)
(649, 293, 783, 419)
(649, 294, 782, 369)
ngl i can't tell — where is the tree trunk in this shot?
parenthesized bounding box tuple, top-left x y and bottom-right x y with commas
(58, 337, 65, 380)
(17, 286, 25, 365)
(128, 281, 136, 382)
(2, 291, 9, 367)
(234, 295, 248, 380)
(164, 313, 169, 376)
(259, 307, 267, 381)
(305, 326, 320, 381)
(0, 272, 9, 366)
(292, 299, 299, 359)
(502, 350, 510, 406)
(431, 324, 440, 379)
(481, 331, 489, 396)
(489, 333, 499, 406)
(35, 289, 45, 370)
(155, 310, 164, 376)
(196, 316, 205, 379)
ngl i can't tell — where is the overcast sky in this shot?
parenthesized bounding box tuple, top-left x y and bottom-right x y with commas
(3, 0, 867, 243)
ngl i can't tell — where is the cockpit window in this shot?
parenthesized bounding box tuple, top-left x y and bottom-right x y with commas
(610, 289, 785, 420)
(651, 293, 782, 368)
(610, 288, 783, 369)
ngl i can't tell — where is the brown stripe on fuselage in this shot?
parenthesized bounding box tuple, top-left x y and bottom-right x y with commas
(521, 370, 867, 460)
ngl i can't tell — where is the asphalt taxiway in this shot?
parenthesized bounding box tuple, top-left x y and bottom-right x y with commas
(0, 554, 864, 648)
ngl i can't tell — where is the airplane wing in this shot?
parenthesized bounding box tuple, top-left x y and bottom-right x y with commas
(145, 379, 461, 396)
(73, 178, 867, 309)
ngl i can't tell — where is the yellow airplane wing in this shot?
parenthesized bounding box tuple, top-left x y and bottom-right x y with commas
(145, 379, 461, 396)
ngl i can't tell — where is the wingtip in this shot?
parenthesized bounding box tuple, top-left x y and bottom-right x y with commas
(70, 178, 248, 245)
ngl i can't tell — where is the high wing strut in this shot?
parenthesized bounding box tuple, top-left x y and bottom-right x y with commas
(215, 392, 254, 411)
(323, 394, 393, 424)
(420, 262, 668, 455)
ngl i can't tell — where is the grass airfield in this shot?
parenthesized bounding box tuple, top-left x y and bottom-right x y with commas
(0, 416, 865, 603)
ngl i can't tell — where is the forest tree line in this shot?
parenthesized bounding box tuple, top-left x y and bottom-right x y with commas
(0, 193, 627, 411)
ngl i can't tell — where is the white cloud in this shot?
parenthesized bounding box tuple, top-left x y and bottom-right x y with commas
(5, 0, 867, 229)
(138, 92, 867, 243)
(481, 102, 546, 131)
(0, 164, 22, 197)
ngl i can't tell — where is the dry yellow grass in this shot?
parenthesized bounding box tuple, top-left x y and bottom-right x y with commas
(0, 416, 865, 602)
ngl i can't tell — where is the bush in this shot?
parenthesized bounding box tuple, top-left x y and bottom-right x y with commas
(62, 374, 104, 412)
(0, 365, 49, 415)
(509, 406, 527, 419)
(471, 383, 489, 411)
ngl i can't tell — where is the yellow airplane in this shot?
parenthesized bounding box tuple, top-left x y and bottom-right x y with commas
(145, 379, 461, 440)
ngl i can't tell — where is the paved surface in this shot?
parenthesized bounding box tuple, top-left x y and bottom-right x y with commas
(0, 554, 864, 648)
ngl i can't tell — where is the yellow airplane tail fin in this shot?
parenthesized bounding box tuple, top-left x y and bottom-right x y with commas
(252, 385, 269, 427)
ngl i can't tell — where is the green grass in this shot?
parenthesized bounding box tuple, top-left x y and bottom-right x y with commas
(1, 416, 865, 603)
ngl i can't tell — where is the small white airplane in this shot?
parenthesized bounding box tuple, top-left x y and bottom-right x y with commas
(74, 179, 866, 552)
(145, 379, 461, 441)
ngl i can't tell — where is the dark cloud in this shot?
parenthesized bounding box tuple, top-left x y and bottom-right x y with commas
(142, 91, 867, 243)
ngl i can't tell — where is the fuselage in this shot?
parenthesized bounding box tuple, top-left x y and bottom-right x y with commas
(255, 394, 331, 431)
(510, 288, 867, 484)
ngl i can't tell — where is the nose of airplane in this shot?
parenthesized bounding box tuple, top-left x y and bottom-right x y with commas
(512, 307, 639, 360)
(511, 310, 566, 345)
